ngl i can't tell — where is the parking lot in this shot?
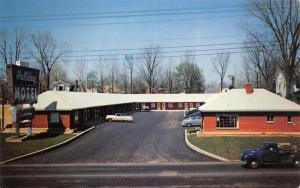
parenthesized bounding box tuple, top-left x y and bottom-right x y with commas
(14, 111, 216, 164)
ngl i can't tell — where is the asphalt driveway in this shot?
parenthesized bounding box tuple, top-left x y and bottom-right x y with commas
(14, 111, 217, 164)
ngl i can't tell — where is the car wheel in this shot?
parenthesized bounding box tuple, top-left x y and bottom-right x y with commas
(248, 160, 259, 169)
(108, 119, 112, 122)
(187, 123, 191, 127)
(293, 160, 300, 168)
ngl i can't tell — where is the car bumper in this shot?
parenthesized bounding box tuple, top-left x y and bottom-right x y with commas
(240, 160, 247, 165)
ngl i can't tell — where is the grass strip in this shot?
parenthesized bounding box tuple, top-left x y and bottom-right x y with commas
(187, 134, 300, 160)
(0, 133, 74, 162)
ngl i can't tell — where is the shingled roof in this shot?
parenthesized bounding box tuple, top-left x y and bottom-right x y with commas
(33, 91, 213, 111)
(199, 88, 300, 112)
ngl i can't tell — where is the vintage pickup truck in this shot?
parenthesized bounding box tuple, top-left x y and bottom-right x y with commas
(241, 141, 300, 169)
(106, 113, 133, 122)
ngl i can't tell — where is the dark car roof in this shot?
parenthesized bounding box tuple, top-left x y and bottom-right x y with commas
(261, 141, 277, 145)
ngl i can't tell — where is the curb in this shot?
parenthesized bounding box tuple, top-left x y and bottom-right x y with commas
(184, 129, 230, 162)
(151, 110, 184, 112)
(0, 126, 95, 165)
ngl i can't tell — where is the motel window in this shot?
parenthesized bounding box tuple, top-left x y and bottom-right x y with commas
(287, 116, 292, 123)
(168, 103, 173, 108)
(216, 115, 238, 129)
(267, 114, 274, 123)
(50, 113, 60, 123)
(178, 103, 183, 108)
(151, 103, 156, 108)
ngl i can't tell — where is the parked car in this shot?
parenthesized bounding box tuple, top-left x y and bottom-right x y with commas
(140, 106, 151, 112)
(184, 111, 201, 119)
(184, 108, 198, 117)
(106, 113, 133, 122)
(181, 116, 202, 127)
(240, 141, 300, 169)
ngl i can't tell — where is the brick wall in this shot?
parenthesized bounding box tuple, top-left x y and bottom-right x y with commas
(203, 114, 300, 133)
(31, 112, 70, 129)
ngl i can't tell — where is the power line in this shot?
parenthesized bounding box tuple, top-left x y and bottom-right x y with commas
(59, 46, 267, 58)
(0, 5, 250, 22)
(62, 41, 277, 53)
(0, 14, 251, 28)
(24, 48, 280, 63)
(70, 34, 247, 45)
(12, 41, 278, 58)
(50, 50, 273, 62)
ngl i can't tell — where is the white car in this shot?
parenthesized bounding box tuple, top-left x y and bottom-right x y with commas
(106, 113, 133, 122)
(181, 116, 202, 127)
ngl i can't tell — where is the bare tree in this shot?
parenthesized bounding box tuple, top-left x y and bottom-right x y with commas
(73, 58, 87, 91)
(50, 62, 69, 82)
(175, 52, 205, 93)
(0, 28, 27, 79)
(249, 0, 300, 99)
(32, 31, 63, 90)
(211, 51, 230, 92)
(96, 56, 107, 93)
(140, 44, 161, 94)
(242, 56, 253, 83)
(244, 35, 278, 91)
(107, 59, 119, 93)
(165, 61, 175, 93)
(125, 54, 134, 94)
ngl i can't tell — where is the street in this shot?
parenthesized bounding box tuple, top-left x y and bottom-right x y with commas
(1, 163, 300, 187)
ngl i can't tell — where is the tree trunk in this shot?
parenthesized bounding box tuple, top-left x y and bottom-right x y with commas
(130, 70, 133, 94)
(220, 78, 223, 93)
(285, 74, 293, 100)
(46, 74, 50, 90)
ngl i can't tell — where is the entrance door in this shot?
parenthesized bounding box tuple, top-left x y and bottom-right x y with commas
(184, 103, 189, 109)
(157, 103, 161, 110)
(162, 103, 166, 110)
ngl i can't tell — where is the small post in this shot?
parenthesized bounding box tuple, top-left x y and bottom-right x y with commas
(27, 103, 33, 137)
(1, 82, 4, 129)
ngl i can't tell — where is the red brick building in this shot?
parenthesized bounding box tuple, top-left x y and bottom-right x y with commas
(199, 84, 300, 134)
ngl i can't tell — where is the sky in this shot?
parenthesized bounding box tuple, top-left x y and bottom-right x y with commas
(0, 0, 255, 85)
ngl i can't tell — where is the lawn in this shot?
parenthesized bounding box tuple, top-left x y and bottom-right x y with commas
(187, 134, 300, 160)
(0, 133, 74, 162)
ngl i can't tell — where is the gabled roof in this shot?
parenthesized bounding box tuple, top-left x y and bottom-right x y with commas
(33, 91, 212, 111)
(50, 80, 71, 87)
(199, 89, 300, 112)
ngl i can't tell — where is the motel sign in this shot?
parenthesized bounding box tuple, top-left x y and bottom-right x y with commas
(7, 64, 40, 104)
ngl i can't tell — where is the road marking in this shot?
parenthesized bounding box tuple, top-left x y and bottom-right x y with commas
(1, 171, 299, 179)
(1, 161, 237, 167)
(159, 171, 178, 176)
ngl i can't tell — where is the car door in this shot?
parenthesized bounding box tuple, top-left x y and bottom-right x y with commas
(263, 145, 279, 163)
(115, 113, 121, 121)
(191, 117, 198, 126)
(194, 117, 201, 126)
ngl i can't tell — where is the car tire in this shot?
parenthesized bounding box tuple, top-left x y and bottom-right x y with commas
(187, 123, 191, 127)
(293, 160, 300, 168)
(248, 159, 259, 169)
(108, 119, 112, 122)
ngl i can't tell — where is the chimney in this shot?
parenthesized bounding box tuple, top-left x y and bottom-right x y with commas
(244, 83, 253, 94)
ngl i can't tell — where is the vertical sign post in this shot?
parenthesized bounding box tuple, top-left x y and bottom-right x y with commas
(7, 64, 39, 138)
